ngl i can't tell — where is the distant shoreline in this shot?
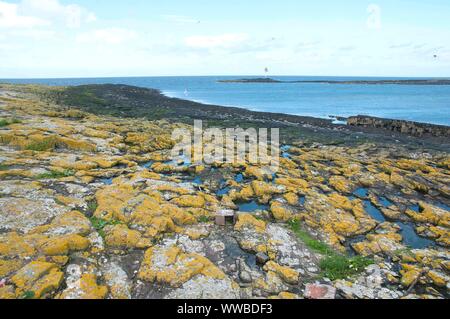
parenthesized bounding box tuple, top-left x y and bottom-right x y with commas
(26, 83, 448, 147)
(218, 78, 450, 85)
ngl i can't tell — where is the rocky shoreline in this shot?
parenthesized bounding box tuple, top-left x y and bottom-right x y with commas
(348, 116, 450, 138)
(38, 83, 450, 151)
(0, 84, 449, 300)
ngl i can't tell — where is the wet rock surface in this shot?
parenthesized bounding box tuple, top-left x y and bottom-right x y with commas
(0, 84, 449, 299)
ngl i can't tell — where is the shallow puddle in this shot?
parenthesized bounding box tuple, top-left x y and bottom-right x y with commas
(217, 187, 231, 196)
(361, 199, 435, 248)
(378, 196, 393, 208)
(281, 145, 292, 159)
(410, 204, 421, 213)
(192, 176, 203, 185)
(237, 201, 269, 212)
(140, 161, 154, 169)
(353, 188, 369, 198)
(363, 200, 386, 223)
(99, 177, 113, 185)
(298, 196, 306, 206)
(396, 222, 435, 249)
(165, 154, 191, 167)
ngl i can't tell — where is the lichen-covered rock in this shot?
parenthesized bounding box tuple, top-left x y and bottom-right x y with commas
(11, 261, 64, 298)
(59, 264, 108, 299)
(1, 84, 450, 300)
(270, 200, 294, 222)
(103, 262, 132, 299)
(263, 261, 299, 285)
(0, 197, 68, 233)
(138, 245, 227, 288)
(165, 275, 240, 299)
(104, 224, 151, 249)
(171, 195, 206, 208)
(40, 234, 90, 256)
(234, 214, 266, 233)
(329, 176, 353, 194)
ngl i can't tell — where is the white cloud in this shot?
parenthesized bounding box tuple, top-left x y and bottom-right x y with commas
(0, 1, 50, 28)
(76, 28, 137, 45)
(8, 29, 56, 39)
(184, 33, 249, 49)
(18, 0, 95, 28)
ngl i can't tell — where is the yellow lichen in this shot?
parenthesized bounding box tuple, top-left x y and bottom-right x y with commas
(263, 261, 299, 285)
(234, 214, 267, 233)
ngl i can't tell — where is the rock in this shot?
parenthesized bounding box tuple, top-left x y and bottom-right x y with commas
(138, 244, 227, 288)
(234, 214, 266, 233)
(165, 275, 240, 299)
(304, 283, 336, 299)
(426, 270, 448, 287)
(171, 195, 206, 208)
(2, 84, 450, 300)
(40, 234, 90, 256)
(275, 292, 299, 299)
(104, 224, 151, 249)
(348, 116, 450, 138)
(59, 264, 108, 299)
(239, 271, 253, 284)
(0, 197, 68, 233)
(0, 285, 16, 299)
(263, 261, 299, 285)
(329, 175, 353, 193)
(256, 252, 270, 265)
(103, 262, 132, 299)
(11, 261, 64, 299)
(270, 200, 294, 222)
(335, 280, 402, 299)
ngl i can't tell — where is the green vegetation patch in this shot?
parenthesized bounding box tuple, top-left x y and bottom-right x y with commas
(0, 118, 21, 127)
(319, 255, 374, 281)
(35, 169, 75, 180)
(89, 216, 122, 238)
(288, 219, 335, 255)
(197, 215, 211, 223)
(87, 201, 98, 214)
(288, 219, 374, 281)
(20, 291, 35, 299)
(25, 137, 58, 152)
(0, 164, 10, 171)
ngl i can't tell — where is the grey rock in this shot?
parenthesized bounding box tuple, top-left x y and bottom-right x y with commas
(239, 271, 253, 284)
(256, 252, 269, 265)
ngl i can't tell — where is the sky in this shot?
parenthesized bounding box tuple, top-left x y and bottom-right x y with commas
(0, 0, 449, 78)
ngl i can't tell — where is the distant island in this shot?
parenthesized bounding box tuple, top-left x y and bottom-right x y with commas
(218, 78, 450, 85)
(218, 78, 282, 83)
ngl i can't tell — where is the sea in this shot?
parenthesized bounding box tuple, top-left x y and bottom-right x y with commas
(1, 76, 449, 126)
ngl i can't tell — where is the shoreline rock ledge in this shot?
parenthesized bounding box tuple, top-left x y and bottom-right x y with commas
(347, 116, 450, 138)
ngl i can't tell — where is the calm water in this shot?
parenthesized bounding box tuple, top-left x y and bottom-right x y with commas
(2, 76, 449, 126)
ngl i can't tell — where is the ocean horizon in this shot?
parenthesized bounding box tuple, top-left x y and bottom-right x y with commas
(2, 75, 450, 126)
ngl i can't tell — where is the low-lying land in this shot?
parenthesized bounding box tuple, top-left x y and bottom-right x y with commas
(219, 78, 450, 85)
(0, 83, 449, 299)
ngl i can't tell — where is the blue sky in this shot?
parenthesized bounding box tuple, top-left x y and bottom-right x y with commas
(1, 0, 449, 78)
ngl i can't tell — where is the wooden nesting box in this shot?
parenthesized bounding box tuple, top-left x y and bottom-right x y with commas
(215, 210, 237, 226)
